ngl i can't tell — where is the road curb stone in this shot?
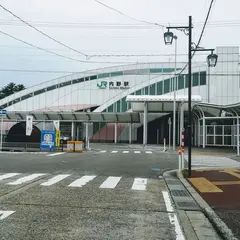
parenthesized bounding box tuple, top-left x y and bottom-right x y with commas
(177, 170, 238, 240)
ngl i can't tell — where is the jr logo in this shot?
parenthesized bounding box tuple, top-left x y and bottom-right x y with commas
(97, 81, 108, 89)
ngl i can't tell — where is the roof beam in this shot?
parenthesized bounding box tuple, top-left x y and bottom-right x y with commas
(115, 113, 119, 122)
(16, 113, 23, 120)
(72, 113, 77, 120)
(58, 113, 63, 120)
(101, 113, 105, 121)
(44, 113, 50, 120)
(86, 113, 91, 121)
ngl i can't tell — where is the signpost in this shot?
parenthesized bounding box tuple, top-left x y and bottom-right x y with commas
(40, 130, 56, 151)
(0, 110, 7, 151)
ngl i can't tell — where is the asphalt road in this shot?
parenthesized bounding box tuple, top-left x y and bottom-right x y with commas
(0, 147, 182, 240)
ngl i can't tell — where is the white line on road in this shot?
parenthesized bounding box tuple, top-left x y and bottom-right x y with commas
(7, 173, 46, 185)
(134, 151, 141, 154)
(131, 178, 147, 190)
(0, 210, 15, 220)
(0, 173, 20, 181)
(162, 191, 174, 212)
(99, 176, 121, 189)
(162, 191, 185, 239)
(68, 175, 96, 187)
(46, 152, 66, 157)
(123, 151, 129, 153)
(100, 150, 106, 153)
(40, 174, 70, 186)
(168, 213, 185, 240)
(145, 151, 152, 154)
(111, 151, 118, 153)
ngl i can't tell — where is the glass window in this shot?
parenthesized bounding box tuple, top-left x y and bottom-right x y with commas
(136, 90, 141, 95)
(144, 87, 149, 95)
(121, 97, 127, 112)
(34, 89, 45, 96)
(157, 82, 163, 95)
(111, 71, 123, 77)
(150, 84, 155, 95)
(163, 68, 175, 73)
(90, 75, 97, 80)
(164, 79, 170, 93)
(108, 104, 113, 112)
(98, 73, 110, 79)
(178, 76, 184, 90)
(193, 73, 199, 87)
(59, 81, 71, 88)
(72, 78, 84, 84)
(46, 85, 57, 91)
(150, 68, 162, 73)
(200, 71, 207, 85)
(185, 75, 189, 88)
(116, 101, 121, 112)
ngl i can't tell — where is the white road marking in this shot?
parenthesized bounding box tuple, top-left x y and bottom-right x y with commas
(0, 210, 15, 220)
(162, 191, 185, 240)
(46, 152, 65, 157)
(123, 151, 129, 153)
(0, 173, 20, 181)
(146, 151, 152, 154)
(111, 151, 118, 153)
(40, 174, 70, 186)
(99, 176, 121, 189)
(168, 213, 185, 240)
(162, 191, 174, 212)
(131, 178, 147, 190)
(68, 175, 96, 187)
(7, 173, 45, 185)
(100, 150, 106, 153)
(134, 151, 141, 154)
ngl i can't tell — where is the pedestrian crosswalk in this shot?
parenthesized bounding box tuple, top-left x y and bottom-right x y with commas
(185, 155, 240, 168)
(99, 150, 153, 154)
(0, 173, 149, 191)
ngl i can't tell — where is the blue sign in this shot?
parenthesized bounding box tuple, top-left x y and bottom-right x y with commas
(40, 130, 56, 150)
(0, 110, 7, 115)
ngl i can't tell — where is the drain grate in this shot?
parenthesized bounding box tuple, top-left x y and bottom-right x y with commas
(171, 190, 190, 197)
(166, 179, 181, 185)
(176, 201, 199, 208)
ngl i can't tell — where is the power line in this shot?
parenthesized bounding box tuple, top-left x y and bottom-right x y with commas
(0, 30, 144, 64)
(0, 4, 87, 57)
(92, 0, 165, 28)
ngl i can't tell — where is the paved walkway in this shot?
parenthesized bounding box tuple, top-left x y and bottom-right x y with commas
(188, 168, 240, 239)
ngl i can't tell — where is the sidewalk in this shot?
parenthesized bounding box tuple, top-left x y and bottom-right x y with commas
(187, 168, 240, 239)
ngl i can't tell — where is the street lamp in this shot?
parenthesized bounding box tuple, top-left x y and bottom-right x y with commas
(163, 16, 218, 177)
(164, 30, 174, 45)
(207, 51, 218, 67)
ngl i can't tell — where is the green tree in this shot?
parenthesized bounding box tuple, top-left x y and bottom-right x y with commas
(0, 82, 26, 99)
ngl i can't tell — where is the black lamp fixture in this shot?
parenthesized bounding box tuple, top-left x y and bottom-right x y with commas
(164, 30, 174, 45)
(207, 51, 218, 67)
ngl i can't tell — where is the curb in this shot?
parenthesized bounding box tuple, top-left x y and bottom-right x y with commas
(177, 170, 238, 240)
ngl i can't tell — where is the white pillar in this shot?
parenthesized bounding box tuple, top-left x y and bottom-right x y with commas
(129, 123, 132, 144)
(114, 123, 117, 144)
(198, 120, 201, 147)
(237, 117, 239, 156)
(203, 118, 206, 148)
(71, 121, 76, 140)
(143, 102, 148, 145)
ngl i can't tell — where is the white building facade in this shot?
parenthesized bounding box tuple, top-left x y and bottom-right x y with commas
(1, 46, 240, 144)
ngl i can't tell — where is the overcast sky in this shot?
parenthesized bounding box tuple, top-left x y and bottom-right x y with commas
(0, 0, 239, 88)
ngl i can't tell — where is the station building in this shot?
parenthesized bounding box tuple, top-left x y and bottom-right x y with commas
(1, 46, 240, 147)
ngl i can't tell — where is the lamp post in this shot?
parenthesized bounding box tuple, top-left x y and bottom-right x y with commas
(164, 16, 218, 177)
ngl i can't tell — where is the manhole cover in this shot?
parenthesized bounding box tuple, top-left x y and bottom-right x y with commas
(166, 179, 181, 185)
(176, 201, 199, 208)
(171, 190, 190, 197)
